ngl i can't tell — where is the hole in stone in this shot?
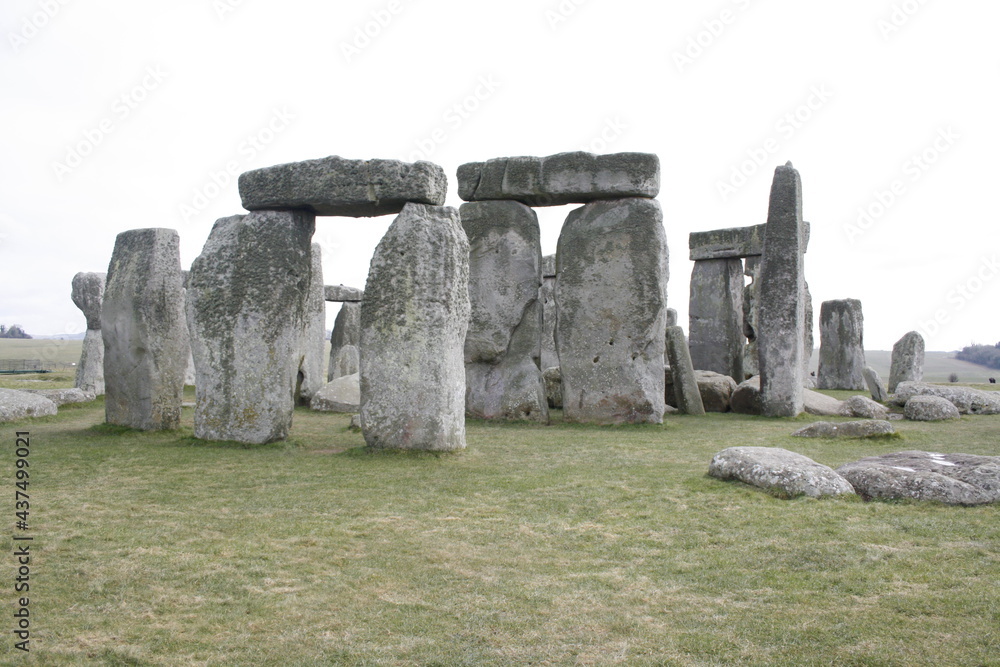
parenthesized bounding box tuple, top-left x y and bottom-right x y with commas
(593, 356, 600, 363)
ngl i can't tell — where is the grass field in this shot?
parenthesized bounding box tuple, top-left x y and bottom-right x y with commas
(1, 370, 998, 665)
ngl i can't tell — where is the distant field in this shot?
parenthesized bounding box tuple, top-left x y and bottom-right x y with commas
(0, 338, 82, 366)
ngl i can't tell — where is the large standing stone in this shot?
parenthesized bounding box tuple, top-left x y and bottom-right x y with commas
(71, 272, 106, 396)
(328, 302, 361, 381)
(461, 201, 548, 421)
(688, 258, 744, 381)
(742, 257, 759, 379)
(817, 299, 866, 390)
(539, 254, 558, 370)
(360, 203, 470, 451)
(458, 152, 660, 206)
(187, 210, 315, 444)
(556, 198, 668, 424)
(888, 331, 925, 392)
(756, 163, 806, 417)
(239, 156, 447, 217)
(102, 228, 188, 430)
(664, 326, 705, 415)
(296, 243, 326, 404)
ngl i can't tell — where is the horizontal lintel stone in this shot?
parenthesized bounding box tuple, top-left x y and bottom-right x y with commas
(689, 222, 811, 260)
(324, 284, 364, 302)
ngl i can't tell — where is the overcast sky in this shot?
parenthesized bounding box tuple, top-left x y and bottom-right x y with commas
(1, 0, 997, 352)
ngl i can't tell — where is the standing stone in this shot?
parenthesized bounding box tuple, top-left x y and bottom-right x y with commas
(803, 281, 814, 383)
(665, 308, 678, 328)
(664, 326, 705, 415)
(817, 299, 866, 390)
(539, 254, 558, 370)
(742, 257, 759, 379)
(187, 210, 315, 444)
(556, 198, 668, 424)
(296, 243, 326, 404)
(102, 229, 188, 430)
(889, 331, 925, 392)
(71, 272, 106, 396)
(688, 258, 744, 381)
(757, 163, 806, 417)
(328, 302, 361, 381)
(360, 203, 470, 451)
(863, 366, 888, 403)
(461, 201, 548, 421)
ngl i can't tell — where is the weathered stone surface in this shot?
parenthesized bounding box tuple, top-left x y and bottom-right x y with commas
(102, 228, 188, 431)
(349, 413, 362, 430)
(0, 389, 58, 422)
(21, 388, 94, 406)
(689, 258, 744, 381)
(328, 302, 361, 381)
(76, 329, 105, 396)
(310, 373, 360, 412)
(297, 243, 326, 405)
(664, 326, 705, 416)
(695, 370, 739, 413)
(709, 446, 855, 498)
(864, 366, 888, 403)
(239, 156, 447, 217)
(888, 331, 925, 392)
(840, 394, 889, 420)
(802, 281, 814, 383)
(804, 389, 845, 416)
(72, 272, 105, 331)
(792, 420, 895, 439)
(360, 203, 470, 451)
(742, 257, 759, 379)
(665, 308, 678, 328)
(539, 274, 558, 370)
(543, 366, 562, 409)
(458, 152, 659, 206)
(187, 210, 316, 444)
(904, 395, 962, 421)
(541, 253, 557, 278)
(689, 224, 768, 261)
(461, 201, 548, 421)
(556, 198, 668, 424)
(324, 285, 364, 302)
(731, 376, 764, 415)
(892, 381, 1000, 415)
(757, 163, 806, 416)
(817, 299, 865, 390)
(837, 451, 1000, 505)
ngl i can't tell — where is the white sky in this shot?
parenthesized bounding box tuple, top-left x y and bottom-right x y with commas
(1, 0, 997, 351)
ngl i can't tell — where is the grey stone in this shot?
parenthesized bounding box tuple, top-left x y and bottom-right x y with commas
(324, 285, 364, 302)
(187, 210, 316, 444)
(904, 395, 962, 421)
(555, 198, 668, 424)
(665, 308, 678, 328)
(539, 274, 558, 370)
(462, 201, 548, 422)
(543, 366, 562, 409)
(21, 388, 94, 406)
(71, 272, 107, 396)
(792, 420, 895, 439)
(239, 156, 447, 217)
(863, 366, 888, 403)
(688, 222, 811, 261)
(731, 376, 763, 415)
(817, 299, 866, 390)
(349, 413, 362, 430)
(837, 451, 1000, 505)
(742, 257, 759, 379)
(888, 331, 925, 392)
(296, 243, 326, 404)
(102, 228, 188, 431)
(360, 203, 470, 451)
(664, 326, 705, 416)
(72, 272, 105, 331)
(709, 446, 855, 498)
(802, 281, 814, 383)
(458, 152, 659, 207)
(840, 394, 889, 420)
(0, 389, 58, 422)
(694, 370, 739, 413)
(892, 381, 1000, 415)
(688, 258, 744, 381)
(541, 253, 557, 278)
(803, 389, 845, 417)
(328, 302, 361, 381)
(310, 373, 360, 413)
(757, 163, 806, 416)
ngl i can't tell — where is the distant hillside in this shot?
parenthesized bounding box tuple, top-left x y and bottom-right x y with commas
(32, 332, 87, 340)
(810, 350, 997, 384)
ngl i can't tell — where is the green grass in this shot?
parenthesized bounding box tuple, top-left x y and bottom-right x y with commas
(1, 390, 998, 665)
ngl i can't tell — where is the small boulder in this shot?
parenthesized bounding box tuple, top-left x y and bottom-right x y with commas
(840, 394, 889, 420)
(837, 451, 1000, 505)
(731, 376, 763, 415)
(792, 420, 895, 439)
(803, 389, 845, 416)
(709, 446, 855, 498)
(694, 370, 738, 413)
(0, 389, 58, 422)
(904, 395, 961, 421)
(310, 374, 361, 413)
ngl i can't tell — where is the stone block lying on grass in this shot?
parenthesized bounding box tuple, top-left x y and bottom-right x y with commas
(311, 374, 361, 413)
(891, 382, 1000, 415)
(837, 451, 1000, 505)
(904, 395, 961, 421)
(840, 395, 889, 420)
(21, 388, 95, 406)
(708, 446, 855, 498)
(791, 420, 895, 439)
(0, 389, 58, 422)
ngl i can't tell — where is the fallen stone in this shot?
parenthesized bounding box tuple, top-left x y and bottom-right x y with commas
(709, 446, 855, 498)
(664, 326, 705, 416)
(792, 420, 895, 439)
(731, 376, 764, 415)
(0, 389, 58, 422)
(21, 388, 94, 406)
(892, 381, 1000, 415)
(837, 451, 1000, 505)
(310, 373, 360, 413)
(863, 365, 888, 403)
(695, 370, 739, 413)
(888, 331, 925, 392)
(904, 395, 962, 421)
(817, 298, 866, 390)
(840, 394, 889, 420)
(324, 285, 364, 302)
(458, 152, 659, 206)
(239, 156, 447, 217)
(804, 389, 845, 417)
